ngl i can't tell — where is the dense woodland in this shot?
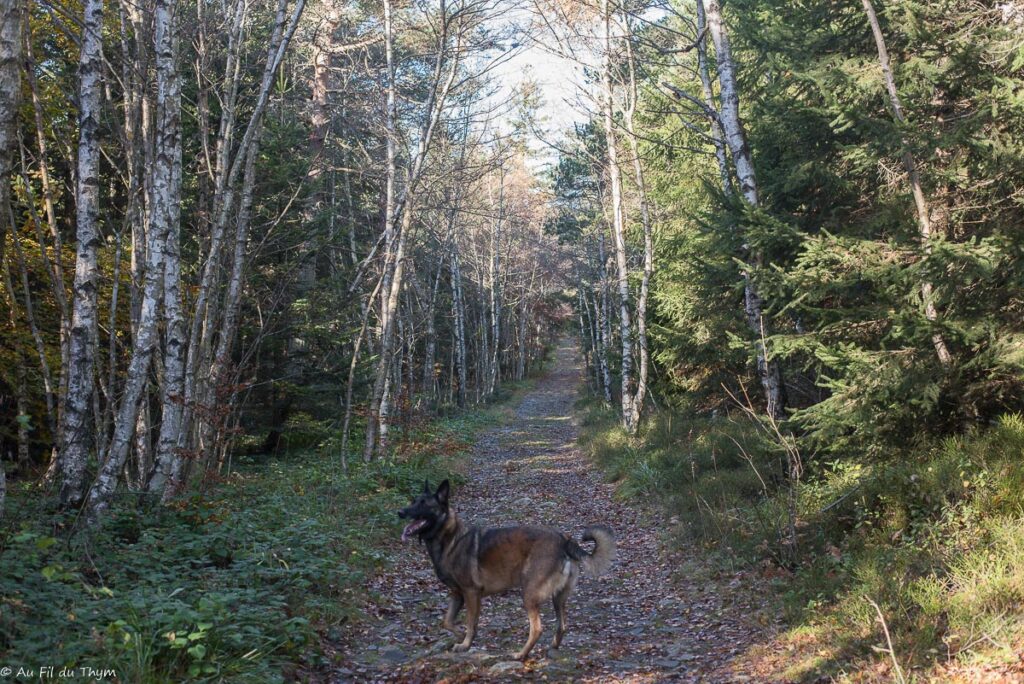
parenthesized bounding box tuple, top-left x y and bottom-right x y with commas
(2, 0, 1024, 678)
(0, 0, 567, 515)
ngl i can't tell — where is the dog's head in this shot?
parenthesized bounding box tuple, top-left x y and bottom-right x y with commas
(398, 479, 450, 542)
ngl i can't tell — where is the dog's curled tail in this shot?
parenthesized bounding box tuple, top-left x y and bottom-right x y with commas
(565, 525, 615, 577)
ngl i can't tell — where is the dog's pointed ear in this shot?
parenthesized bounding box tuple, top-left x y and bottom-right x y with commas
(436, 479, 450, 506)
(423, 479, 431, 494)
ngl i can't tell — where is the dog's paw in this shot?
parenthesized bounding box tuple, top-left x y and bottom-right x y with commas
(451, 643, 471, 653)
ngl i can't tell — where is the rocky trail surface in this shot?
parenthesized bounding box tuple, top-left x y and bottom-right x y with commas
(333, 342, 775, 682)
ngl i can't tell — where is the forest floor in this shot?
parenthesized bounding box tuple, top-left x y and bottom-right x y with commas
(331, 341, 777, 682)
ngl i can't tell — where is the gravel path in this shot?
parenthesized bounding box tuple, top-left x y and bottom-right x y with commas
(334, 341, 772, 683)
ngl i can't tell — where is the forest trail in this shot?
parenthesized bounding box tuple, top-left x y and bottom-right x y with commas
(334, 341, 773, 682)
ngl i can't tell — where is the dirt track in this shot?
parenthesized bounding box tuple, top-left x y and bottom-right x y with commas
(334, 341, 772, 682)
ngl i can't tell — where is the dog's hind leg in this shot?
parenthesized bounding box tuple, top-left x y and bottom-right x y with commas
(451, 590, 480, 652)
(550, 585, 570, 650)
(514, 598, 543, 660)
(442, 591, 464, 634)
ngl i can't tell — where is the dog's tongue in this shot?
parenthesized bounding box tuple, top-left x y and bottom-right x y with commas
(401, 519, 426, 542)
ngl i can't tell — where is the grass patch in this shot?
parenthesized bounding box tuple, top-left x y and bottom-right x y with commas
(578, 395, 1024, 680)
(578, 395, 781, 560)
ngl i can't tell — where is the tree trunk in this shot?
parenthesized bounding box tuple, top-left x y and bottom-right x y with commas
(451, 248, 468, 408)
(59, 0, 106, 508)
(860, 0, 953, 367)
(364, 0, 400, 460)
(7, 219, 58, 443)
(132, 399, 152, 489)
(705, 0, 787, 421)
(86, 0, 180, 524)
(695, 0, 731, 193)
(364, 0, 461, 456)
(596, 233, 613, 405)
(150, 55, 185, 499)
(516, 298, 528, 381)
(487, 175, 503, 397)
(364, 208, 410, 460)
(421, 228, 450, 402)
(601, 0, 636, 432)
(339, 266, 388, 466)
(623, 28, 652, 433)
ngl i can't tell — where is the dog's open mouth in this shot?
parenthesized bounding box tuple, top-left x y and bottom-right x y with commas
(401, 519, 427, 542)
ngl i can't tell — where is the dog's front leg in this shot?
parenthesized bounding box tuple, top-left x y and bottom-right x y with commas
(451, 590, 480, 652)
(442, 591, 464, 634)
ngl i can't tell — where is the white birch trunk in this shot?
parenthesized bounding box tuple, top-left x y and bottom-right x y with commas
(451, 248, 468, 408)
(2, 0, 25, 495)
(85, 0, 180, 523)
(364, 0, 461, 457)
(705, 0, 787, 421)
(596, 233, 613, 404)
(0, 0, 22, 259)
(150, 60, 185, 499)
(365, 209, 410, 460)
(132, 400, 152, 489)
(59, 0, 106, 508)
(487, 176, 503, 397)
(339, 267, 388, 465)
(623, 31, 652, 434)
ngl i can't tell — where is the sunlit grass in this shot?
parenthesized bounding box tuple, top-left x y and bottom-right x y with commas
(577, 394, 1024, 679)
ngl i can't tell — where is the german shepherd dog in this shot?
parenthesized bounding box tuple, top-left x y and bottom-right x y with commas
(398, 479, 615, 660)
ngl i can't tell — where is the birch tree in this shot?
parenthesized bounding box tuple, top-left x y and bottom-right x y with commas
(703, 0, 786, 420)
(85, 0, 183, 522)
(59, 0, 106, 508)
(621, 18, 653, 432)
(0, 0, 22, 516)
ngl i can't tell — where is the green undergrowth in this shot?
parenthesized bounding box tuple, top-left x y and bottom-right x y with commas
(0, 404, 514, 683)
(578, 394, 1024, 680)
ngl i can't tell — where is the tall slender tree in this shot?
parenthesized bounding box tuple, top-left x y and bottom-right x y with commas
(59, 0, 106, 508)
(860, 0, 952, 367)
(704, 0, 786, 420)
